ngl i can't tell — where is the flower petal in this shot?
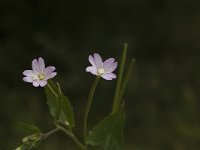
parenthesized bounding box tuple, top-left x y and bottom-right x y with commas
(89, 55, 96, 67)
(86, 66, 97, 75)
(44, 66, 57, 79)
(102, 73, 117, 80)
(39, 80, 47, 87)
(38, 57, 45, 72)
(44, 66, 56, 75)
(105, 62, 118, 73)
(94, 53, 103, 68)
(23, 70, 34, 76)
(32, 59, 40, 73)
(32, 81, 40, 87)
(23, 76, 33, 83)
(103, 58, 115, 69)
(45, 72, 57, 80)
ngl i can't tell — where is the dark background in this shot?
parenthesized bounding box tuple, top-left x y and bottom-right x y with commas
(1, 0, 200, 149)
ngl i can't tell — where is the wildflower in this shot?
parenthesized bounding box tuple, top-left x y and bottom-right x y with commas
(86, 53, 117, 80)
(23, 57, 57, 87)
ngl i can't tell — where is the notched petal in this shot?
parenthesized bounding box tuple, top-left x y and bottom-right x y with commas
(102, 73, 116, 80)
(33, 81, 40, 87)
(32, 59, 40, 73)
(23, 70, 34, 76)
(94, 53, 103, 68)
(105, 62, 118, 73)
(38, 57, 45, 71)
(89, 55, 96, 66)
(45, 66, 56, 75)
(23, 77, 33, 83)
(103, 58, 115, 69)
(39, 80, 47, 87)
(45, 72, 57, 80)
(86, 66, 97, 75)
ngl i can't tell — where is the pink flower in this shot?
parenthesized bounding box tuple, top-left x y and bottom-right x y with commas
(86, 53, 117, 80)
(23, 57, 57, 87)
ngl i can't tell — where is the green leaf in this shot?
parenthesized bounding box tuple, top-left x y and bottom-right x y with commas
(17, 122, 41, 133)
(45, 80, 75, 128)
(45, 80, 59, 119)
(104, 113, 126, 150)
(57, 84, 75, 128)
(87, 111, 125, 150)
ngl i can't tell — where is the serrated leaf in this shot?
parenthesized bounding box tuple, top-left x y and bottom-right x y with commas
(17, 122, 41, 133)
(87, 111, 125, 149)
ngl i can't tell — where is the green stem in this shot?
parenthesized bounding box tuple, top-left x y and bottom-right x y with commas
(41, 128, 60, 140)
(112, 43, 128, 113)
(83, 76, 100, 147)
(119, 59, 135, 101)
(57, 125, 86, 150)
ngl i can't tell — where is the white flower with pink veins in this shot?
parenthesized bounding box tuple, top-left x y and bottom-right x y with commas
(23, 57, 57, 87)
(86, 53, 118, 80)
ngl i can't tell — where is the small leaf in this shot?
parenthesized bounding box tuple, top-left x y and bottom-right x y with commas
(87, 111, 125, 148)
(17, 122, 41, 133)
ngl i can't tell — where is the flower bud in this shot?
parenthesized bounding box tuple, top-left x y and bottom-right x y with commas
(15, 146, 22, 150)
(22, 136, 29, 143)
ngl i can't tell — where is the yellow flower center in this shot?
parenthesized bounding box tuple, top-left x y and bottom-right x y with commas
(32, 73, 45, 81)
(98, 68, 105, 75)
(37, 73, 45, 80)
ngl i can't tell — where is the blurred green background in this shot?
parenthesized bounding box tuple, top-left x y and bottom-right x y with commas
(1, 0, 200, 149)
